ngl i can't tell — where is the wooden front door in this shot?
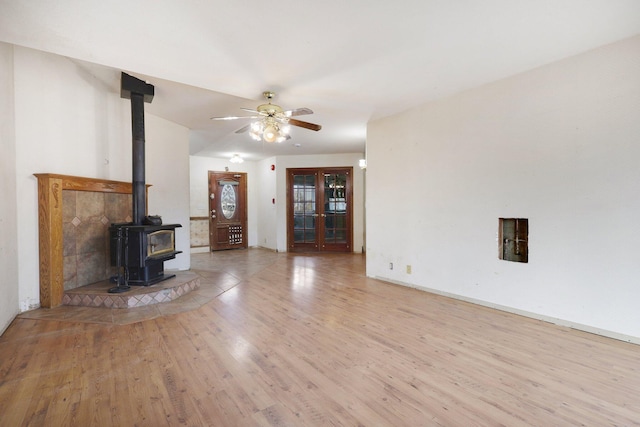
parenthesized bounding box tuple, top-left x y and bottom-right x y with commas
(287, 167, 353, 252)
(209, 171, 247, 251)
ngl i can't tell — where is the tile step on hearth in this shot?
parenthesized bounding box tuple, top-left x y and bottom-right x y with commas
(62, 272, 200, 308)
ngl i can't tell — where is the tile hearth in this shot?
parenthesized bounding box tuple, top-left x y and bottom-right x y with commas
(62, 272, 200, 308)
(18, 249, 279, 325)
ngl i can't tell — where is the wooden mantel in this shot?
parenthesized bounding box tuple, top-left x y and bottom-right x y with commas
(34, 174, 135, 308)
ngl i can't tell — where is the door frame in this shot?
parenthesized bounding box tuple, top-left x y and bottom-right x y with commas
(286, 167, 353, 253)
(208, 171, 248, 251)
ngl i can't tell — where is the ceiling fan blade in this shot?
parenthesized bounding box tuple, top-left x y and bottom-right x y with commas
(284, 107, 313, 117)
(210, 115, 260, 120)
(235, 124, 251, 134)
(288, 118, 322, 131)
(241, 107, 269, 116)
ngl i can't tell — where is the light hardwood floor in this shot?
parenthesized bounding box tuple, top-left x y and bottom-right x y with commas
(1, 248, 639, 426)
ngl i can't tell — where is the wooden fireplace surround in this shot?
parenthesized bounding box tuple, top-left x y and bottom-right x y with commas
(34, 174, 147, 308)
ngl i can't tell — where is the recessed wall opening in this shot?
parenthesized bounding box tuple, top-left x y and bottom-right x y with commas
(499, 218, 528, 263)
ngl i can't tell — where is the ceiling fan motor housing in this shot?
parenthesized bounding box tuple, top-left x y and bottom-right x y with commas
(257, 103, 284, 117)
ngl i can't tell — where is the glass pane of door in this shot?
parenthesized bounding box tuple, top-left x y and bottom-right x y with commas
(220, 183, 237, 219)
(323, 173, 347, 244)
(293, 174, 316, 243)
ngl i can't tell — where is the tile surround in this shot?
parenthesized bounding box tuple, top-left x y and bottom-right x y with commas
(190, 218, 209, 247)
(62, 190, 132, 291)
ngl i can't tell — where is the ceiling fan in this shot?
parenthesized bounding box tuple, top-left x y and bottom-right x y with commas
(210, 91, 321, 143)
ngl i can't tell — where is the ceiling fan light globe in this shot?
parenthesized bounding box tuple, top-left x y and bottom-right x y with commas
(263, 125, 279, 143)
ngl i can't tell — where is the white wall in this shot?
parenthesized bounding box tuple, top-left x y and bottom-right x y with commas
(0, 43, 19, 334)
(257, 157, 278, 250)
(12, 46, 191, 310)
(146, 114, 190, 271)
(366, 35, 640, 342)
(189, 155, 259, 248)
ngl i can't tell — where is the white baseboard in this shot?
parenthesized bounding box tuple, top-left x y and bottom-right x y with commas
(375, 276, 640, 346)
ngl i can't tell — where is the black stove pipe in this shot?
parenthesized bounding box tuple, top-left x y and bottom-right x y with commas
(120, 72, 154, 225)
(130, 92, 146, 225)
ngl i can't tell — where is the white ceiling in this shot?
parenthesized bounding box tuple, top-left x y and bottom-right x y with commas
(1, 0, 639, 161)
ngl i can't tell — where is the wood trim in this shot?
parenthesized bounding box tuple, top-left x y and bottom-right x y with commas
(33, 174, 136, 308)
(34, 173, 134, 194)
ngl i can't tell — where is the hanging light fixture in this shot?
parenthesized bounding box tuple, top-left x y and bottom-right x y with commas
(249, 117, 289, 143)
(230, 154, 244, 164)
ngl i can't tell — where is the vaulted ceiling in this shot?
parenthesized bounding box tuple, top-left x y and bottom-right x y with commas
(1, 1, 639, 160)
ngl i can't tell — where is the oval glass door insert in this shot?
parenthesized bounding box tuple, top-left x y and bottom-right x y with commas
(221, 184, 237, 219)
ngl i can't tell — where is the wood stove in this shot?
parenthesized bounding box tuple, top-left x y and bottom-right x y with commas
(109, 73, 182, 292)
(109, 223, 181, 286)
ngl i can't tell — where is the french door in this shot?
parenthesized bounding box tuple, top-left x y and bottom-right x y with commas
(209, 171, 247, 251)
(287, 167, 353, 252)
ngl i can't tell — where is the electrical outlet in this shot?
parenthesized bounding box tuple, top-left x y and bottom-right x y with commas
(406, 265, 412, 274)
(389, 262, 394, 270)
